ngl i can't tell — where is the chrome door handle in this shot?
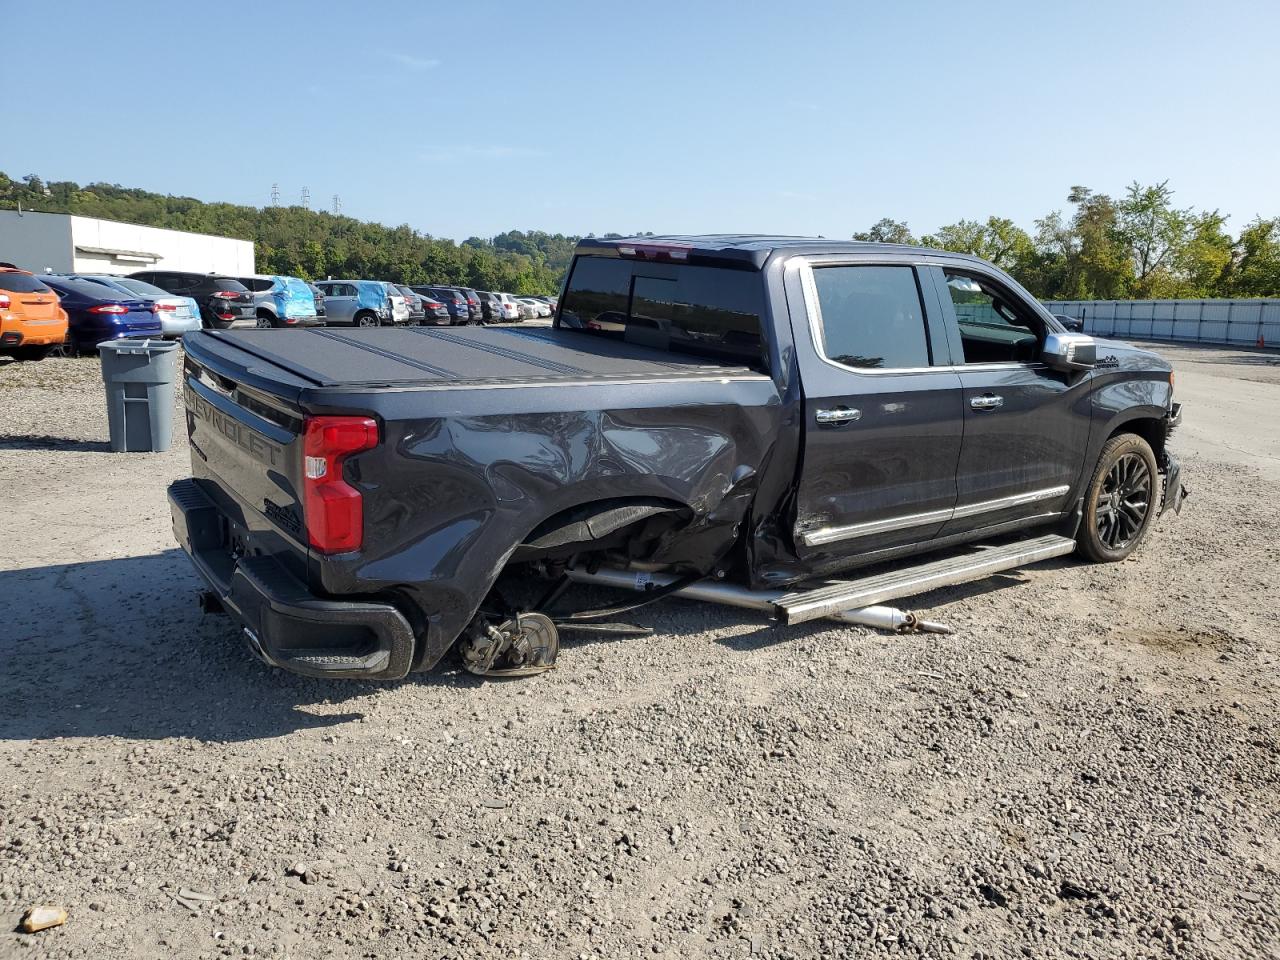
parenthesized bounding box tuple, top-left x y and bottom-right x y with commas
(970, 394, 1004, 411)
(816, 406, 861, 424)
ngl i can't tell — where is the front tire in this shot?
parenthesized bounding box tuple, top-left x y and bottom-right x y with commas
(1077, 433, 1160, 562)
(255, 312, 278, 329)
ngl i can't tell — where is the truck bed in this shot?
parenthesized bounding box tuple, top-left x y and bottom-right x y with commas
(199, 325, 755, 391)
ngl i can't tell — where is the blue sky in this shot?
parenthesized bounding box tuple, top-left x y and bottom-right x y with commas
(7, 0, 1278, 242)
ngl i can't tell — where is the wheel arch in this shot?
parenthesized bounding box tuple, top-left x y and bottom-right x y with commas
(1100, 407, 1169, 459)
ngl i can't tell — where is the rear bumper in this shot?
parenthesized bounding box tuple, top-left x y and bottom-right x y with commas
(160, 316, 203, 336)
(168, 478, 416, 680)
(75, 324, 164, 347)
(1, 318, 67, 346)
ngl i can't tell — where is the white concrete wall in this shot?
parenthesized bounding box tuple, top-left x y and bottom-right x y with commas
(68, 216, 255, 275)
(0, 210, 74, 273)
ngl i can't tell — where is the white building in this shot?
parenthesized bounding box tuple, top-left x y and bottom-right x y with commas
(0, 209, 255, 276)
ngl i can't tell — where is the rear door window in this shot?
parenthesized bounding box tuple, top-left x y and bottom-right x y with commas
(0, 272, 52, 293)
(810, 265, 932, 370)
(559, 256, 767, 368)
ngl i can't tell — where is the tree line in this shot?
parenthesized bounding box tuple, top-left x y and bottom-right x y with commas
(854, 182, 1279, 300)
(0, 172, 575, 295)
(3, 172, 1277, 300)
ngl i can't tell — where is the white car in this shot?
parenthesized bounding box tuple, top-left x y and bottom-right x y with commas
(519, 297, 552, 318)
(481, 291, 521, 322)
(386, 286, 411, 324)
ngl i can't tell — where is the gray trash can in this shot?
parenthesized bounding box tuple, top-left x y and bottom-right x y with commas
(98, 339, 180, 453)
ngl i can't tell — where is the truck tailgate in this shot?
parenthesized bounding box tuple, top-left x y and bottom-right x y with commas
(182, 333, 311, 557)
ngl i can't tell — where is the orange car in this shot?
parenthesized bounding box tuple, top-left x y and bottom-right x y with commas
(0, 263, 70, 361)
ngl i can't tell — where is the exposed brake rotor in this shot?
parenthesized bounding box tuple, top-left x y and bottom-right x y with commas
(461, 612, 559, 678)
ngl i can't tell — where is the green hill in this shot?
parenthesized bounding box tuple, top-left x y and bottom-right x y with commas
(0, 172, 577, 295)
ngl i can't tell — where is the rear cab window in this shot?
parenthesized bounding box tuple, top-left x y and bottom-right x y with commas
(558, 256, 767, 369)
(212, 277, 250, 293)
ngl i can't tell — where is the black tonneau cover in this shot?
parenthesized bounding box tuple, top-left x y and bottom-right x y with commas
(207, 326, 749, 388)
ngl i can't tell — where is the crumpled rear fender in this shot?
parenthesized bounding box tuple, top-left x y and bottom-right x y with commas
(312, 382, 781, 670)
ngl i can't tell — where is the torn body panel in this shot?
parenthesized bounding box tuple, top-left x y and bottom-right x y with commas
(318, 378, 784, 671)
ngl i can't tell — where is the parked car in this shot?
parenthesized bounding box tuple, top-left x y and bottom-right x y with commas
(128, 270, 255, 329)
(82, 276, 202, 338)
(387, 287, 410, 324)
(412, 286, 470, 324)
(477, 290, 520, 322)
(42, 274, 163, 352)
(308, 283, 327, 322)
(311, 280, 396, 327)
(169, 234, 1187, 681)
(235, 275, 323, 328)
(511, 298, 537, 321)
(394, 285, 429, 324)
(412, 290, 451, 325)
(0, 263, 69, 361)
(458, 287, 483, 322)
(519, 297, 551, 318)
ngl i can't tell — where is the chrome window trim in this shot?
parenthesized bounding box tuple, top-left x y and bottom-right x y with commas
(793, 257, 1045, 376)
(798, 484, 1071, 548)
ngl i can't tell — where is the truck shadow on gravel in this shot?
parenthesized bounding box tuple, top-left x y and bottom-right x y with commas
(0, 550, 479, 745)
(0, 434, 113, 452)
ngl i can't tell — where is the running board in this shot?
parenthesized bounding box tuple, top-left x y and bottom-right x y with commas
(775, 533, 1076, 625)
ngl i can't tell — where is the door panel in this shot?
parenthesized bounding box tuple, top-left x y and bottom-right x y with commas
(786, 260, 964, 560)
(942, 365, 1091, 536)
(933, 265, 1092, 536)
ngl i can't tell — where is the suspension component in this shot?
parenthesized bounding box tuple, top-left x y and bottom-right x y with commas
(460, 612, 559, 678)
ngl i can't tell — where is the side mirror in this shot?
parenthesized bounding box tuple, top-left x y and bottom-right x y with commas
(1043, 332, 1097, 372)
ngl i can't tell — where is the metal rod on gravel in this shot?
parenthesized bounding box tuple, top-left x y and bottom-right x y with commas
(565, 567, 953, 634)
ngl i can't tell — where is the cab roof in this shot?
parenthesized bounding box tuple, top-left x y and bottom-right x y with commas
(574, 234, 992, 271)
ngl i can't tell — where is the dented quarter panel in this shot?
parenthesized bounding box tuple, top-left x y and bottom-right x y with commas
(311, 376, 783, 669)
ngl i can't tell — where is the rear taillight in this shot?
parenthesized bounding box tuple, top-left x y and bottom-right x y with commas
(212, 290, 241, 299)
(154, 302, 177, 312)
(89, 304, 129, 314)
(302, 416, 379, 554)
(0, 294, 10, 310)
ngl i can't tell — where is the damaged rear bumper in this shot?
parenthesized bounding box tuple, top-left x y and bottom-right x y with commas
(168, 478, 416, 680)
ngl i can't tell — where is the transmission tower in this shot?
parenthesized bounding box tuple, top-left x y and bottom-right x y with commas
(270, 183, 280, 207)
(301, 186, 311, 209)
(332, 195, 342, 215)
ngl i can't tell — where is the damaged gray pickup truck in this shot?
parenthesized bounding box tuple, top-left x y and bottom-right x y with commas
(169, 236, 1187, 680)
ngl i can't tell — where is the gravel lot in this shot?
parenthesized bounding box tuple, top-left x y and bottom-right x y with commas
(2, 340, 1279, 960)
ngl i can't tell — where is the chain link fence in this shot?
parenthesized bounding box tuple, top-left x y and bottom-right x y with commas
(1043, 299, 1280, 348)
